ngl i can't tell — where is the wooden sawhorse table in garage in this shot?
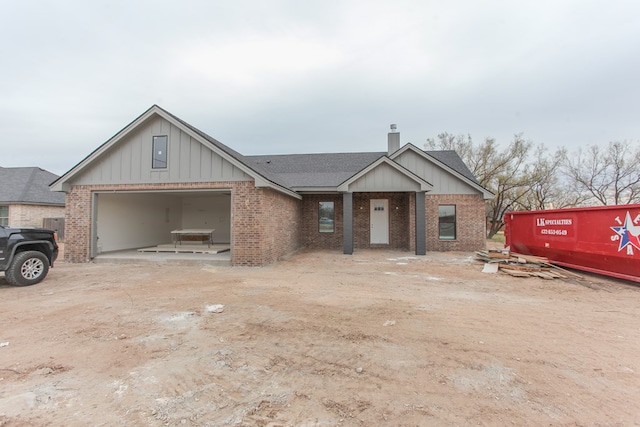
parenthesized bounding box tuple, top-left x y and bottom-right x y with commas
(170, 229, 215, 248)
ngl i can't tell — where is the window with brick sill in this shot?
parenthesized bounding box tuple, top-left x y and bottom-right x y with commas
(319, 201, 335, 233)
(438, 205, 456, 240)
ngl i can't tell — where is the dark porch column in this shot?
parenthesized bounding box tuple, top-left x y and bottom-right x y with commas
(415, 191, 426, 255)
(343, 192, 353, 254)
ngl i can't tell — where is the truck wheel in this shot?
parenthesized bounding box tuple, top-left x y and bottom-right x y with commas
(5, 251, 50, 286)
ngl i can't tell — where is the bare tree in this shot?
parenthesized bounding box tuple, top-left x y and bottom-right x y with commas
(483, 135, 533, 238)
(424, 132, 475, 164)
(517, 145, 585, 210)
(426, 133, 533, 238)
(563, 141, 640, 205)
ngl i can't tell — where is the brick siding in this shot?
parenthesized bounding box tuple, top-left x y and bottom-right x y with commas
(262, 187, 302, 265)
(64, 181, 302, 266)
(64, 186, 92, 262)
(64, 183, 486, 265)
(7, 204, 65, 228)
(232, 183, 302, 266)
(353, 193, 411, 250)
(425, 194, 486, 251)
(301, 192, 412, 251)
(300, 194, 344, 249)
(301, 192, 486, 253)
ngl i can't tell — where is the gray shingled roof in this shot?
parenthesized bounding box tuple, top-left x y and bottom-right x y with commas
(52, 105, 483, 195)
(426, 150, 480, 184)
(162, 106, 480, 190)
(0, 167, 65, 205)
(246, 149, 478, 188)
(158, 107, 291, 190)
(246, 152, 385, 187)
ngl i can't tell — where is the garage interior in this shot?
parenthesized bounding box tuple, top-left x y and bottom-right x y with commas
(93, 190, 231, 261)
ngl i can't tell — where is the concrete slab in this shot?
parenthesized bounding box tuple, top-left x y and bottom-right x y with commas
(94, 247, 231, 266)
(137, 244, 230, 254)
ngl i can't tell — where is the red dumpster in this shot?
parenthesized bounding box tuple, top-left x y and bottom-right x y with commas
(504, 204, 640, 283)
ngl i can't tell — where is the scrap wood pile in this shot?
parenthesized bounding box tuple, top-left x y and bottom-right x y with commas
(475, 249, 583, 280)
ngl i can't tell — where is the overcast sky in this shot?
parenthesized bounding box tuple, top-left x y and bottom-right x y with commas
(2, 1, 639, 176)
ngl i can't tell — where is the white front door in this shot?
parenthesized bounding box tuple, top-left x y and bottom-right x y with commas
(370, 199, 389, 244)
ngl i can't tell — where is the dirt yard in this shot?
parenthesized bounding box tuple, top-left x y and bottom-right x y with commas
(1, 247, 639, 426)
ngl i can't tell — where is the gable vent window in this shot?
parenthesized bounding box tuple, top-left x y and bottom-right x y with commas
(438, 205, 456, 240)
(152, 135, 168, 169)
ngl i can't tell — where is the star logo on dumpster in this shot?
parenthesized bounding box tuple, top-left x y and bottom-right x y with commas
(610, 211, 640, 254)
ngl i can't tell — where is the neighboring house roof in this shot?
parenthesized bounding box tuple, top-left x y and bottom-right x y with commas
(0, 167, 65, 206)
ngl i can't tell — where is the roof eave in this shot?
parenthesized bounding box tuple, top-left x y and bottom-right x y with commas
(0, 201, 65, 207)
(291, 187, 341, 194)
(254, 177, 302, 199)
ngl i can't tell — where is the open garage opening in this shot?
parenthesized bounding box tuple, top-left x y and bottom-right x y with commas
(92, 190, 231, 257)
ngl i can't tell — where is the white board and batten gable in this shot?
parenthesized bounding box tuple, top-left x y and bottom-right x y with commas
(391, 144, 493, 199)
(72, 114, 252, 186)
(337, 157, 432, 193)
(50, 105, 288, 195)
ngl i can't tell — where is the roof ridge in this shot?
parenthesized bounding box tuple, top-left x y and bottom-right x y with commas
(247, 151, 386, 158)
(17, 167, 38, 201)
(153, 106, 297, 195)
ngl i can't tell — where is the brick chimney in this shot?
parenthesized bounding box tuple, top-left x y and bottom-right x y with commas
(388, 124, 400, 155)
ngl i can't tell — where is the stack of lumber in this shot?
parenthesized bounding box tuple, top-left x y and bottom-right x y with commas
(475, 250, 583, 280)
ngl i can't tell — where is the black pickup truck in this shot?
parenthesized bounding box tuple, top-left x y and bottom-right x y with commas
(0, 225, 59, 286)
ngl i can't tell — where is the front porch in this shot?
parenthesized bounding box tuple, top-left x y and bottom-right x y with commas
(343, 191, 425, 255)
(301, 191, 425, 256)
